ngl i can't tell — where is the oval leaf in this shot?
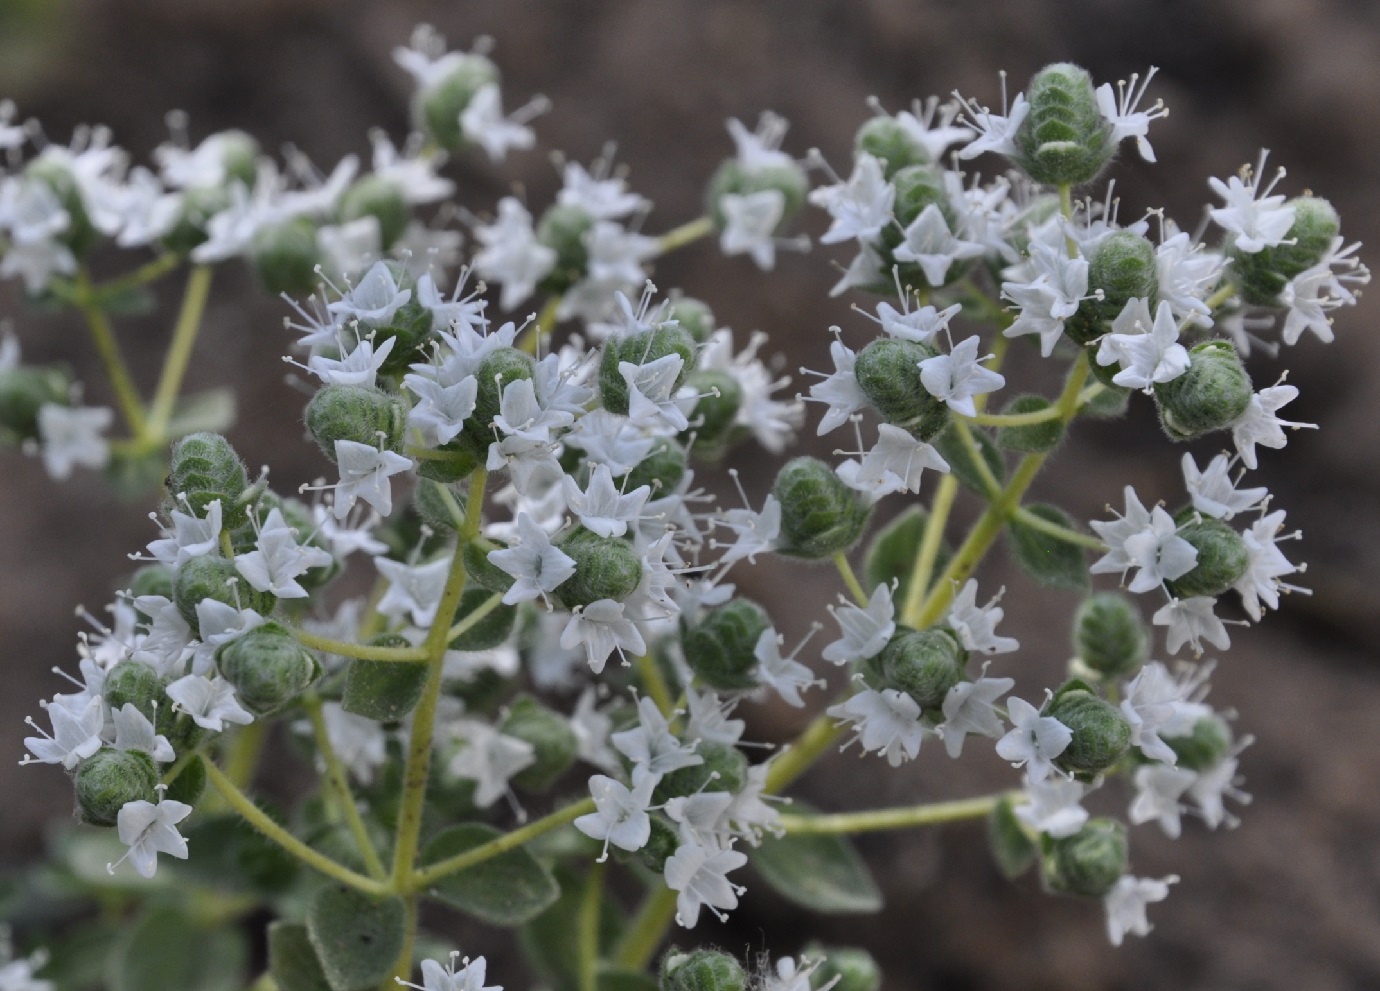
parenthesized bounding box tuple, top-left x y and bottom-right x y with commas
(421, 823, 559, 926)
(342, 659, 428, 721)
(933, 423, 1005, 496)
(269, 923, 333, 991)
(1006, 503, 1091, 591)
(751, 831, 882, 914)
(306, 885, 407, 991)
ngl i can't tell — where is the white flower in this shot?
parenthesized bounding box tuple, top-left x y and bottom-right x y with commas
(111, 796, 193, 878)
(404, 373, 479, 447)
(327, 261, 411, 328)
(808, 153, 894, 244)
(460, 83, 539, 163)
(165, 674, 254, 732)
(22, 697, 104, 769)
(558, 161, 648, 220)
(563, 464, 651, 539)
(1095, 68, 1167, 162)
(316, 217, 381, 280)
(1152, 596, 1230, 656)
(821, 582, 895, 665)
(1095, 299, 1190, 392)
(1104, 874, 1177, 946)
(713, 493, 781, 566)
(318, 702, 388, 784)
(146, 499, 224, 567)
(1120, 661, 1183, 764)
(471, 197, 557, 311)
(875, 300, 961, 345)
(945, 581, 1018, 655)
(488, 512, 578, 607)
(1002, 241, 1090, 357)
(621, 354, 690, 433)
(956, 90, 1029, 160)
(1181, 452, 1267, 520)
(1231, 384, 1314, 470)
(752, 628, 820, 708)
(407, 953, 502, 991)
(1090, 486, 1198, 594)
(1234, 509, 1302, 621)
(332, 440, 412, 520)
(375, 555, 453, 627)
(1156, 228, 1225, 328)
(1014, 775, 1088, 838)
(665, 791, 733, 852)
(939, 672, 1014, 758)
(664, 841, 748, 928)
(575, 768, 658, 860)
(1208, 153, 1295, 254)
(726, 113, 795, 171)
(719, 190, 787, 270)
(827, 688, 925, 767)
(892, 203, 984, 288)
(807, 340, 869, 436)
(234, 508, 333, 599)
(1187, 756, 1248, 829)
(447, 719, 535, 808)
(611, 696, 702, 778)
(835, 423, 950, 500)
(110, 703, 175, 762)
(995, 696, 1072, 784)
(918, 335, 1006, 417)
(683, 689, 746, 748)
(36, 404, 112, 480)
(1129, 764, 1197, 838)
(560, 599, 647, 674)
(307, 335, 397, 389)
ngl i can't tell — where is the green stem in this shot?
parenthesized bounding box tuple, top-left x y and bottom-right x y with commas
(148, 265, 213, 439)
(445, 591, 506, 643)
(656, 215, 715, 255)
(762, 708, 847, 794)
(900, 472, 959, 627)
(952, 419, 1002, 498)
(777, 793, 1013, 835)
(409, 797, 595, 891)
(223, 720, 267, 790)
(635, 653, 675, 718)
(292, 629, 428, 662)
(303, 694, 387, 880)
(1058, 183, 1077, 257)
(578, 861, 606, 991)
(966, 385, 1105, 427)
(204, 761, 389, 896)
(96, 253, 181, 296)
(613, 885, 678, 970)
(74, 271, 147, 438)
(833, 550, 869, 606)
(1010, 507, 1106, 551)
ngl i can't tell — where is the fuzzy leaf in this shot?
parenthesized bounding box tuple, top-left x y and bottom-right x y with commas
(932, 423, 1005, 495)
(420, 823, 559, 926)
(342, 659, 428, 721)
(305, 885, 407, 991)
(751, 830, 882, 914)
(269, 923, 333, 991)
(1006, 503, 1091, 591)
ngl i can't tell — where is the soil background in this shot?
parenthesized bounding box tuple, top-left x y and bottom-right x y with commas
(1, 2, 1378, 990)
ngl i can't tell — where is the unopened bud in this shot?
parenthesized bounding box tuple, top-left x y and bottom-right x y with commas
(337, 175, 411, 250)
(683, 369, 743, 458)
(988, 795, 1038, 879)
(305, 384, 406, 462)
(536, 204, 594, 294)
(681, 598, 772, 692)
(471, 346, 536, 428)
(706, 156, 809, 232)
(0, 365, 71, 445)
(1013, 63, 1114, 186)
(660, 949, 747, 991)
(773, 456, 872, 559)
(666, 297, 716, 344)
(1046, 682, 1131, 776)
(74, 748, 159, 826)
(1072, 592, 1149, 679)
(874, 627, 966, 711)
(1233, 195, 1340, 305)
(553, 528, 643, 609)
(103, 661, 168, 726)
(805, 946, 882, 991)
(215, 621, 320, 715)
(1165, 714, 1233, 772)
(620, 437, 688, 496)
(1067, 230, 1158, 345)
(167, 432, 251, 526)
(251, 217, 320, 297)
(1165, 515, 1249, 598)
(638, 813, 680, 873)
(1154, 340, 1253, 441)
(856, 117, 932, 174)
(653, 741, 748, 803)
(853, 338, 950, 441)
(413, 53, 500, 152)
(1043, 818, 1129, 897)
(174, 555, 277, 629)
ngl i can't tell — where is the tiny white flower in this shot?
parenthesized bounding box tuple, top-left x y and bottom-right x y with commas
(332, 440, 412, 520)
(234, 508, 334, 599)
(1104, 874, 1177, 946)
(1129, 764, 1197, 838)
(1152, 596, 1230, 656)
(821, 582, 895, 665)
(1186, 756, 1248, 829)
(664, 840, 748, 928)
(111, 795, 193, 878)
(36, 404, 112, 480)
(621, 354, 690, 433)
(1095, 299, 1190, 392)
(1234, 509, 1303, 621)
(995, 696, 1072, 784)
(1208, 153, 1295, 254)
(488, 512, 578, 607)
(892, 203, 985, 287)
(1231, 384, 1314, 470)
(719, 189, 787, 270)
(836, 423, 950, 500)
(945, 581, 1018, 656)
(752, 628, 821, 708)
(713, 494, 781, 566)
(110, 703, 175, 763)
(956, 89, 1030, 160)
(375, 555, 453, 627)
(575, 768, 658, 861)
(918, 335, 1006, 417)
(1015, 774, 1089, 838)
(807, 339, 869, 436)
(1095, 68, 1167, 162)
(146, 499, 224, 567)
(1180, 452, 1267, 520)
(1002, 241, 1090, 357)
(827, 688, 925, 767)
(447, 719, 535, 809)
(1120, 661, 1183, 764)
(939, 672, 1014, 758)
(22, 697, 104, 769)
(165, 674, 254, 732)
(471, 197, 557, 311)
(562, 464, 650, 539)
(460, 83, 539, 163)
(611, 696, 702, 778)
(559, 599, 647, 674)
(808, 153, 895, 244)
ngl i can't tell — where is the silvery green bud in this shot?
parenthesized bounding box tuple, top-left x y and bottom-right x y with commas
(1046, 682, 1131, 776)
(251, 217, 320, 297)
(1012, 64, 1115, 187)
(773, 456, 872, 559)
(215, 621, 320, 715)
(660, 950, 747, 991)
(853, 338, 950, 441)
(988, 795, 1038, 879)
(448, 587, 518, 652)
(681, 598, 771, 691)
(472, 347, 536, 428)
(413, 53, 500, 151)
(805, 946, 881, 991)
(305, 385, 406, 462)
(552, 528, 643, 609)
(1165, 714, 1233, 772)
(1165, 515, 1249, 598)
(706, 157, 809, 231)
(666, 297, 716, 344)
(129, 563, 175, 602)
(74, 748, 159, 826)
(464, 538, 517, 597)
(619, 437, 688, 496)
(501, 696, 578, 793)
(995, 394, 1064, 453)
(1073, 593, 1149, 679)
(167, 432, 251, 526)
(212, 129, 260, 187)
(536, 204, 594, 294)
(337, 175, 411, 250)
(856, 117, 931, 174)
(0, 364, 71, 445)
(652, 741, 748, 803)
(875, 627, 966, 711)
(1067, 230, 1158, 345)
(26, 158, 99, 256)
(1044, 818, 1129, 897)
(1232, 196, 1340, 305)
(174, 555, 277, 629)
(599, 326, 697, 416)
(103, 661, 168, 725)
(1154, 340, 1253, 441)
(683, 369, 742, 458)
(162, 185, 232, 256)
(638, 813, 680, 873)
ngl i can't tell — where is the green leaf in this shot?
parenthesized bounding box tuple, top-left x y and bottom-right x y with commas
(306, 885, 407, 991)
(93, 282, 157, 316)
(751, 830, 882, 914)
(107, 906, 247, 991)
(104, 447, 167, 502)
(933, 423, 1005, 495)
(863, 506, 950, 606)
(269, 923, 333, 991)
(597, 965, 660, 991)
(1006, 503, 1091, 591)
(342, 658, 428, 721)
(166, 388, 237, 437)
(420, 823, 559, 926)
(181, 814, 299, 894)
(987, 797, 1038, 879)
(521, 866, 623, 991)
(38, 920, 121, 991)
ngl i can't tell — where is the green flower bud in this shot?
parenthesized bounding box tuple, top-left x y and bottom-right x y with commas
(464, 538, 517, 597)
(706, 156, 809, 231)
(500, 696, 578, 793)
(638, 813, 680, 873)
(681, 598, 771, 692)
(988, 795, 1038, 879)
(536, 204, 594, 294)
(74, 748, 159, 826)
(1232, 195, 1340, 305)
(1046, 683, 1131, 776)
(305, 385, 406, 461)
(660, 950, 747, 991)
(129, 563, 175, 603)
(1012, 63, 1114, 187)
(0, 365, 71, 445)
(1154, 340, 1253, 441)
(337, 175, 411, 250)
(553, 528, 643, 609)
(448, 587, 518, 652)
(1044, 818, 1129, 897)
(652, 741, 748, 803)
(162, 184, 232, 256)
(166, 432, 251, 527)
(211, 129, 260, 188)
(995, 394, 1065, 453)
(683, 369, 743, 458)
(666, 297, 716, 344)
(471, 347, 536, 429)
(853, 338, 950, 440)
(1073, 592, 1149, 679)
(619, 437, 688, 496)
(174, 555, 277, 629)
(1165, 714, 1233, 772)
(1165, 516, 1249, 598)
(412, 53, 500, 152)
(875, 627, 966, 711)
(856, 117, 930, 174)
(599, 325, 697, 416)
(251, 216, 320, 297)
(805, 946, 882, 991)
(1066, 230, 1158, 345)
(216, 621, 319, 715)
(103, 661, 168, 725)
(26, 157, 99, 256)
(772, 456, 872, 559)
(342, 635, 427, 722)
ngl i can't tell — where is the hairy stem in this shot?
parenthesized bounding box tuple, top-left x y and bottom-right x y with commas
(74, 270, 147, 438)
(303, 694, 387, 880)
(777, 793, 1014, 835)
(408, 797, 594, 891)
(148, 265, 213, 439)
(656, 215, 715, 255)
(613, 885, 678, 970)
(833, 549, 869, 606)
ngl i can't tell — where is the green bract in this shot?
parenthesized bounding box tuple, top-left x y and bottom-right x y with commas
(1046, 683, 1131, 776)
(660, 950, 747, 991)
(652, 741, 748, 803)
(874, 627, 966, 711)
(598, 325, 696, 416)
(552, 528, 642, 609)
(305, 384, 406, 461)
(337, 175, 411, 250)
(1072, 592, 1149, 679)
(166, 432, 251, 526)
(413, 52, 499, 151)
(855, 117, 931, 174)
(1067, 229, 1158, 345)
(681, 598, 771, 692)
(1232, 195, 1339, 305)
(1165, 714, 1234, 771)
(536, 204, 594, 294)
(251, 217, 320, 297)
(174, 555, 277, 629)
(1166, 516, 1250, 598)
(772, 456, 872, 558)
(1044, 818, 1129, 897)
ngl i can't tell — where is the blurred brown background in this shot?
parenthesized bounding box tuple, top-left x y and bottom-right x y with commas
(2, 1, 1379, 989)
